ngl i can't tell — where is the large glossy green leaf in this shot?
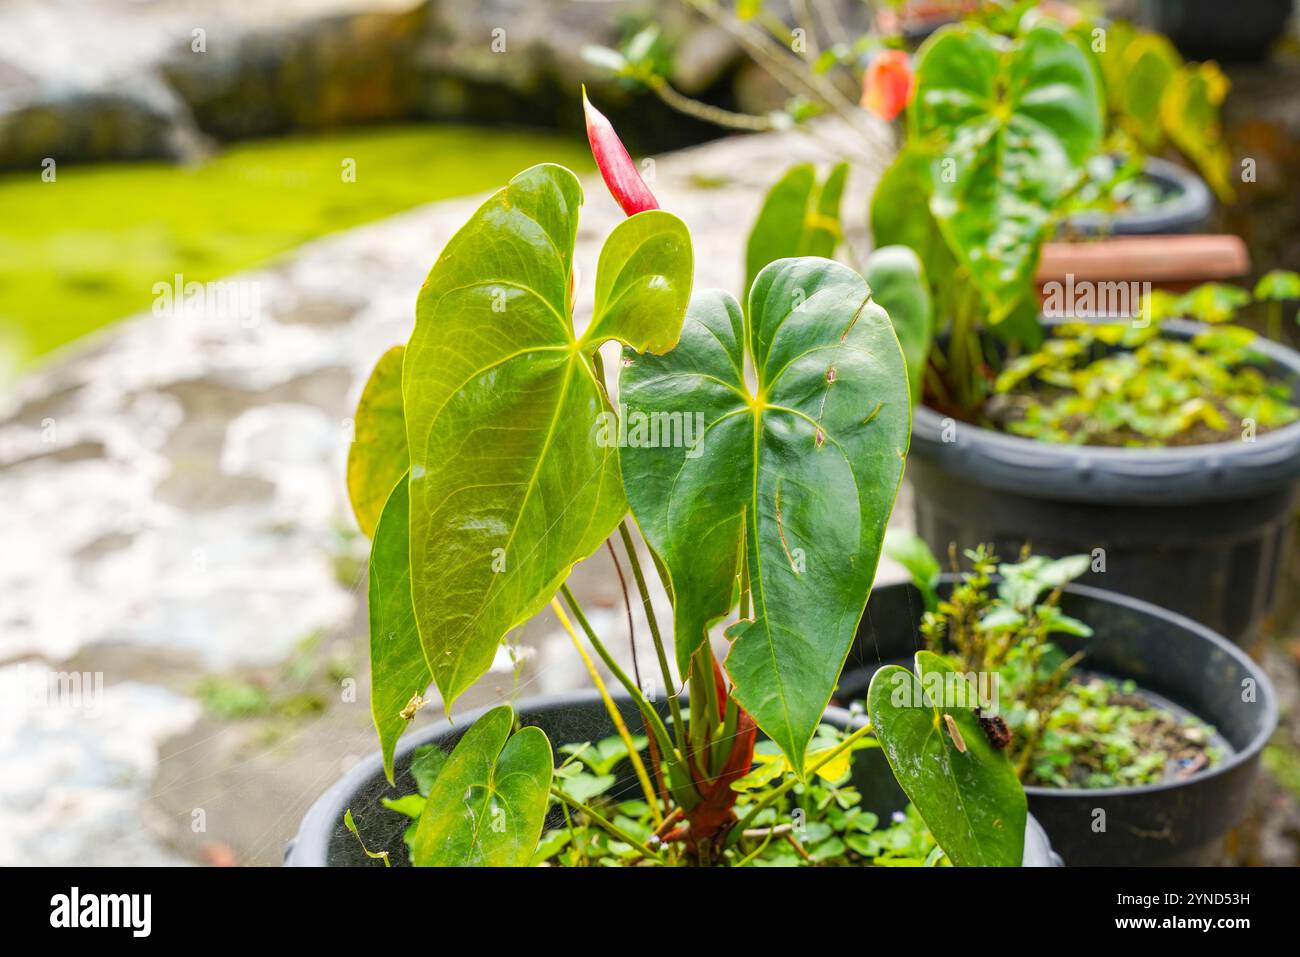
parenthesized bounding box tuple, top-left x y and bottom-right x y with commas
(867, 651, 1026, 866)
(619, 257, 910, 770)
(402, 164, 691, 711)
(368, 474, 431, 783)
(411, 705, 553, 866)
(864, 245, 932, 405)
(346, 345, 407, 538)
(745, 162, 848, 297)
(909, 24, 1103, 322)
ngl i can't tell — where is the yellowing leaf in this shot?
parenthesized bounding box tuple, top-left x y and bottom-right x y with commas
(346, 346, 407, 538)
(1163, 62, 1234, 202)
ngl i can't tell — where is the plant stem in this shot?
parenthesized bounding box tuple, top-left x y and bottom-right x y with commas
(605, 538, 641, 689)
(645, 76, 774, 132)
(689, 643, 720, 759)
(725, 721, 874, 847)
(550, 786, 666, 864)
(551, 597, 663, 825)
(652, 806, 685, 840)
(678, 0, 885, 158)
(558, 584, 678, 764)
(558, 797, 589, 867)
(733, 826, 778, 866)
(784, 831, 814, 863)
(616, 521, 687, 752)
(1013, 650, 1084, 779)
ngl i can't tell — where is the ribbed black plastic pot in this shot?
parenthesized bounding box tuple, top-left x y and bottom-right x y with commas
(834, 580, 1278, 866)
(910, 319, 1300, 648)
(1143, 0, 1294, 63)
(1061, 156, 1213, 236)
(285, 690, 1059, 866)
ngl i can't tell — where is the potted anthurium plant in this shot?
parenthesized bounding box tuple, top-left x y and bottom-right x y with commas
(834, 534, 1278, 865)
(286, 96, 1061, 868)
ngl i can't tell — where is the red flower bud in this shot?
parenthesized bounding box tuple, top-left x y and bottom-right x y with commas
(582, 88, 659, 216)
(861, 50, 914, 122)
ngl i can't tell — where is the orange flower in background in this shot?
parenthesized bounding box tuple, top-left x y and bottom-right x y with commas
(861, 50, 914, 122)
(582, 87, 660, 216)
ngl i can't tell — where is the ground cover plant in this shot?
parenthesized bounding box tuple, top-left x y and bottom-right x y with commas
(342, 95, 1030, 867)
(885, 533, 1222, 789)
(382, 725, 948, 867)
(988, 278, 1300, 446)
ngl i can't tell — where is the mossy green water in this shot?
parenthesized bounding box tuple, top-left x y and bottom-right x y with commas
(0, 124, 593, 365)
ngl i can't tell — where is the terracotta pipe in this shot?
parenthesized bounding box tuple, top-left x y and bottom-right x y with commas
(1036, 234, 1251, 295)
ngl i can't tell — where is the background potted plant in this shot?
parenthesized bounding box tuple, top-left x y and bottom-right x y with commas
(775, 15, 1300, 649)
(901, 275, 1300, 650)
(710, 8, 1300, 650)
(289, 97, 1057, 867)
(688, 9, 1300, 650)
(833, 534, 1279, 866)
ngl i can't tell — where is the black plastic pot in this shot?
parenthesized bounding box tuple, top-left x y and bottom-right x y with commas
(1143, 0, 1294, 63)
(911, 319, 1300, 649)
(835, 580, 1278, 866)
(285, 690, 1059, 866)
(1062, 156, 1213, 236)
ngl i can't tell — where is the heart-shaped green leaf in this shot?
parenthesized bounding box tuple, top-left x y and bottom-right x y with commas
(411, 705, 553, 866)
(745, 162, 848, 297)
(368, 474, 431, 783)
(910, 24, 1103, 322)
(346, 345, 407, 538)
(402, 164, 691, 711)
(867, 651, 1026, 866)
(619, 257, 910, 770)
(864, 245, 932, 405)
